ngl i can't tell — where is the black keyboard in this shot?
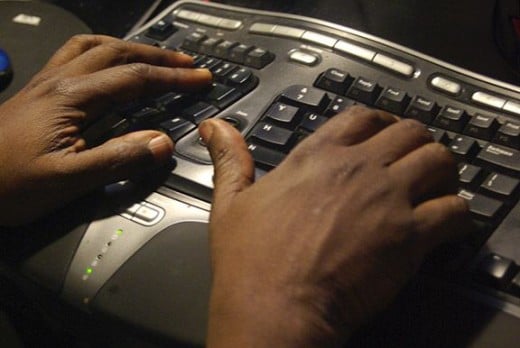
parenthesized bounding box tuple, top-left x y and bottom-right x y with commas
(19, 1, 520, 346)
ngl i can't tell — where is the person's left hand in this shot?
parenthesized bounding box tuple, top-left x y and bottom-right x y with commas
(0, 35, 212, 226)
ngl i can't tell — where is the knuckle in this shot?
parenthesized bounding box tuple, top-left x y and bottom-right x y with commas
(52, 77, 78, 98)
(67, 34, 102, 50)
(126, 62, 154, 78)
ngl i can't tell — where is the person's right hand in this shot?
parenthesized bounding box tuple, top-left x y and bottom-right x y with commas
(201, 107, 469, 347)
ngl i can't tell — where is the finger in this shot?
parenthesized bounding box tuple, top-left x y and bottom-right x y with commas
(57, 39, 194, 76)
(413, 195, 470, 254)
(363, 119, 434, 166)
(52, 65, 212, 121)
(53, 131, 174, 192)
(42, 35, 121, 70)
(390, 142, 458, 203)
(311, 106, 398, 146)
(199, 118, 255, 214)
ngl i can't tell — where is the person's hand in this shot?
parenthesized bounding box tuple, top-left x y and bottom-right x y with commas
(201, 107, 469, 347)
(0, 35, 212, 226)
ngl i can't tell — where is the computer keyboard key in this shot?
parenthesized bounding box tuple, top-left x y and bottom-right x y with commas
(458, 189, 504, 220)
(196, 57, 222, 70)
(281, 85, 331, 111)
(427, 126, 451, 145)
(159, 117, 196, 141)
(475, 144, 520, 177)
(244, 47, 275, 69)
(433, 105, 470, 132)
(476, 253, 518, 289)
(213, 40, 239, 59)
(448, 135, 481, 160)
(404, 96, 440, 124)
(480, 172, 519, 198)
(130, 107, 163, 127)
(375, 86, 410, 114)
(229, 44, 255, 64)
(212, 62, 238, 78)
(250, 122, 294, 149)
(325, 96, 356, 116)
(202, 83, 241, 109)
(300, 113, 328, 132)
(199, 38, 223, 55)
(264, 102, 300, 124)
(315, 68, 353, 95)
(181, 32, 207, 51)
(458, 163, 485, 187)
(145, 19, 177, 41)
(228, 68, 253, 85)
(248, 143, 286, 170)
(494, 121, 520, 149)
(182, 102, 219, 124)
(156, 92, 189, 112)
(464, 114, 501, 141)
(346, 77, 381, 105)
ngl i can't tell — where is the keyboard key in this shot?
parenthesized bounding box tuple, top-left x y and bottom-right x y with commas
(458, 163, 485, 187)
(448, 135, 481, 160)
(429, 75, 462, 96)
(427, 126, 451, 145)
(196, 57, 222, 70)
(280, 85, 331, 111)
(480, 172, 519, 197)
(315, 68, 352, 95)
(247, 143, 286, 170)
(346, 77, 381, 105)
(181, 32, 207, 51)
(199, 38, 223, 55)
(299, 113, 328, 132)
(404, 96, 439, 124)
(182, 102, 219, 124)
(228, 68, 253, 85)
(145, 19, 177, 41)
(463, 114, 500, 140)
(244, 47, 275, 69)
(159, 117, 196, 141)
(494, 121, 520, 149)
(229, 44, 255, 64)
(212, 62, 238, 78)
(475, 144, 520, 177)
(250, 122, 294, 149)
(213, 40, 239, 59)
(325, 96, 356, 116)
(156, 92, 189, 112)
(433, 105, 470, 133)
(264, 102, 300, 124)
(458, 189, 504, 220)
(203, 83, 241, 109)
(375, 86, 410, 115)
(476, 253, 518, 289)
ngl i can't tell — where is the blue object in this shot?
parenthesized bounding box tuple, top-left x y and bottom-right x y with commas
(0, 48, 10, 72)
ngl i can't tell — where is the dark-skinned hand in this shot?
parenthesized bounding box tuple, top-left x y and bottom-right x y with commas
(0, 35, 212, 226)
(200, 108, 469, 347)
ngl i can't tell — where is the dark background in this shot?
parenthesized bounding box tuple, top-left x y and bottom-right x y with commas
(43, 0, 520, 85)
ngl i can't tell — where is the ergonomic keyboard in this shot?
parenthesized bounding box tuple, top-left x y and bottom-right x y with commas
(16, 1, 520, 346)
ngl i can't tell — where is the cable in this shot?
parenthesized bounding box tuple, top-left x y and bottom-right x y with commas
(126, 0, 164, 36)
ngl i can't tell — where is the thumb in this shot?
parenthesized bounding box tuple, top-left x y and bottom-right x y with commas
(64, 130, 174, 191)
(199, 118, 255, 211)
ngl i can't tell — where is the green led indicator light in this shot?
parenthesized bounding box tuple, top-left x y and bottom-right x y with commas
(86, 267, 93, 275)
(116, 229, 123, 236)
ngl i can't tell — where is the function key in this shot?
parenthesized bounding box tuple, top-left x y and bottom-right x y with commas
(346, 77, 381, 105)
(213, 40, 239, 59)
(494, 121, 520, 149)
(375, 86, 410, 115)
(145, 19, 177, 41)
(429, 75, 462, 96)
(427, 126, 451, 145)
(280, 85, 331, 111)
(244, 47, 275, 69)
(404, 96, 439, 124)
(229, 44, 255, 64)
(181, 32, 207, 52)
(199, 38, 223, 55)
(433, 105, 470, 133)
(314, 68, 353, 95)
(463, 114, 500, 140)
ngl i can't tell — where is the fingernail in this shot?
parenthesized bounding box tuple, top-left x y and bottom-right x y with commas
(148, 134, 174, 164)
(194, 68, 213, 78)
(199, 120, 215, 145)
